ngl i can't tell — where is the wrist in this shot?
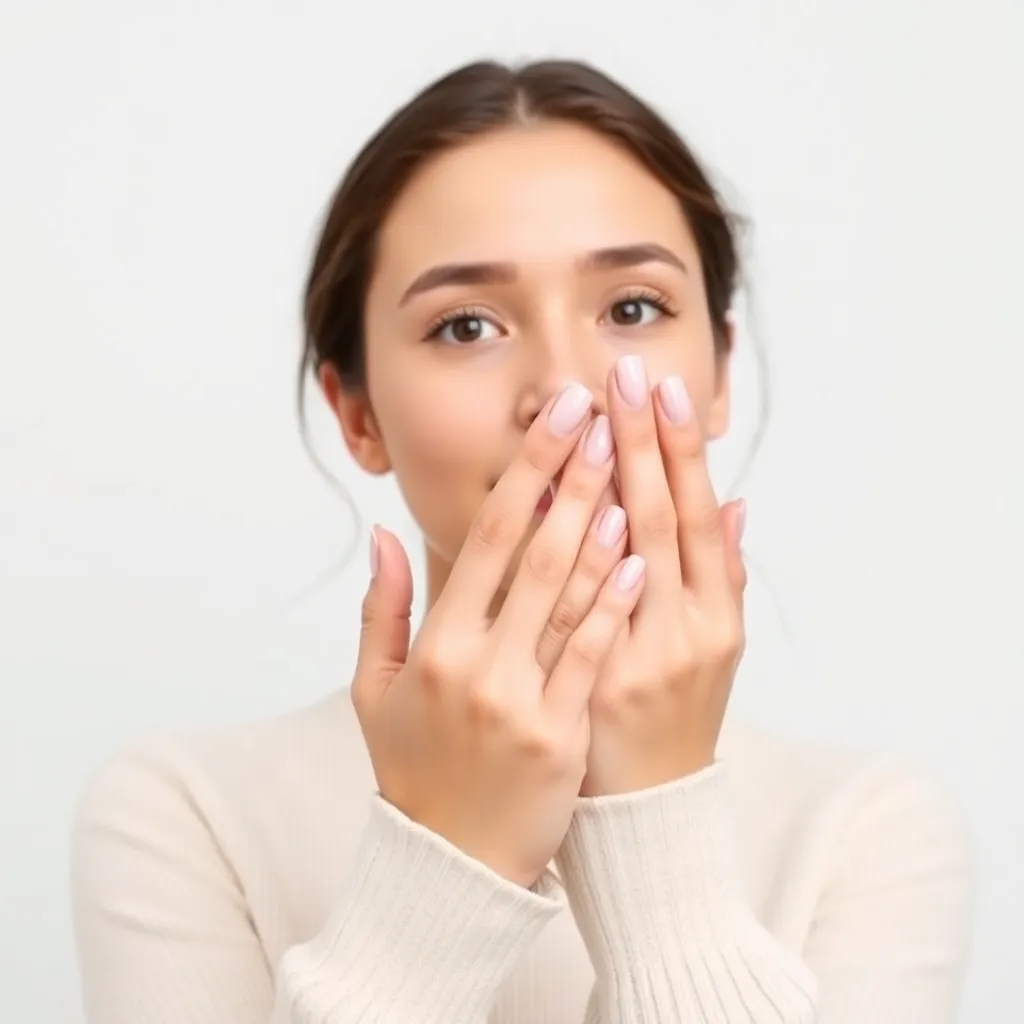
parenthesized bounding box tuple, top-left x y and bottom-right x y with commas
(580, 749, 716, 797)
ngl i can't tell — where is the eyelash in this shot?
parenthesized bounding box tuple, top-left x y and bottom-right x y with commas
(423, 305, 491, 341)
(612, 287, 679, 321)
(422, 288, 680, 342)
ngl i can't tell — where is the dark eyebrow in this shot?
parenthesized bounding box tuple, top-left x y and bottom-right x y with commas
(579, 243, 688, 277)
(397, 243, 687, 306)
(399, 261, 516, 306)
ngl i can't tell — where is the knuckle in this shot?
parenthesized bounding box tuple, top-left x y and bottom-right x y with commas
(522, 541, 570, 587)
(535, 626, 564, 671)
(466, 684, 512, 727)
(413, 634, 457, 690)
(673, 425, 705, 459)
(566, 618, 614, 672)
(715, 618, 745, 659)
(556, 468, 597, 503)
(622, 687, 656, 715)
(521, 432, 555, 475)
(516, 723, 562, 764)
(546, 597, 583, 645)
(592, 675, 647, 716)
(628, 418, 660, 451)
(638, 503, 679, 541)
(578, 550, 613, 587)
(416, 655, 447, 692)
(567, 636, 604, 672)
(359, 590, 376, 631)
(685, 503, 724, 540)
(473, 503, 518, 551)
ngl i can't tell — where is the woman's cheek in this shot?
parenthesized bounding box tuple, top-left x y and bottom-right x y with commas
(384, 398, 500, 550)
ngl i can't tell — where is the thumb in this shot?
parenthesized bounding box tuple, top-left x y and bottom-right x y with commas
(356, 525, 413, 694)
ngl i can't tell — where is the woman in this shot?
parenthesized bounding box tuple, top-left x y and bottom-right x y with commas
(71, 59, 975, 1022)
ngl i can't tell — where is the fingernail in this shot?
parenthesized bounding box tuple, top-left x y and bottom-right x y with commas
(548, 381, 593, 436)
(583, 415, 614, 466)
(658, 375, 692, 425)
(736, 499, 747, 543)
(615, 355, 648, 409)
(596, 504, 626, 547)
(615, 554, 646, 591)
(369, 526, 380, 578)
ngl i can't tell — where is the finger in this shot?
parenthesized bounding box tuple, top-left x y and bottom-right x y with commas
(534, 502, 628, 675)
(544, 554, 646, 724)
(607, 355, 683, 599)
(496, 415, 617, 645)
(438, 381, 593, 622)
(722, 498, 748, 602)
(354, 526, 414, 704)
(654, 373, 732, 603)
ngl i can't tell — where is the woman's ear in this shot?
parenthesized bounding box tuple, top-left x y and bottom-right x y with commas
(318, 363, 392, 475)
(705, 315, 733, 441)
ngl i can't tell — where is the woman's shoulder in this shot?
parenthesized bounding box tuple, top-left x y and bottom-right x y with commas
(720, 715, 971, 826)
(73, 699, 974, 901)
(70, 692, 395, 982)
(72, 690, 375, 875)
(75, 699, 972, 859)
(79, 688, 367, 788)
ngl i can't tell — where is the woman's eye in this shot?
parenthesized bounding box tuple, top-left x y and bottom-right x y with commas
(433, 315, 502, 345)
(608, 298, 665, 327)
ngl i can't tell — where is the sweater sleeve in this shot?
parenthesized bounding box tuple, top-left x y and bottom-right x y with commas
(71, 744, 564, 1024)
(555, 761, 974, 1024)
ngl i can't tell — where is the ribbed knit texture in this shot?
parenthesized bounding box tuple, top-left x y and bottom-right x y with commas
(273, 797, 565, 1022)
(556, 766, 817, 1022)
(71, 692, 976, 1023)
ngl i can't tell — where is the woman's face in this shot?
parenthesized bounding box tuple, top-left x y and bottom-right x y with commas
(327, 121, 730, 594)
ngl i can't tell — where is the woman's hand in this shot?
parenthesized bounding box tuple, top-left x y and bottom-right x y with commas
(582, 354, 747, 797)
(352, 383, 646, 889)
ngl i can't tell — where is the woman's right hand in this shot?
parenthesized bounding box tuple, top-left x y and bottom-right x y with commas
(352, 382, 645, 889)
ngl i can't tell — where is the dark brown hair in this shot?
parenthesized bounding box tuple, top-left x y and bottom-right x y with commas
(300, 58, 744, 401)
(290, 59, 766, 592)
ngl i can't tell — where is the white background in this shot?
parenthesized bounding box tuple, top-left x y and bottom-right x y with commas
(1, 1, 1021, 1019)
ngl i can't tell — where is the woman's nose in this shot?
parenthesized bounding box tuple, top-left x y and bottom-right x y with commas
(514, 353, 610, 429)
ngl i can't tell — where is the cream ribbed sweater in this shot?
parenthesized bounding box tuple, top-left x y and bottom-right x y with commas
(70, 690, 975, 1023)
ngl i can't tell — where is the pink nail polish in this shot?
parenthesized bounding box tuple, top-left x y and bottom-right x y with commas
(583, 415, 614, 466)
(596, 505, 626, 547)
(548, 382, 593, 436)
(615, 355, 648, 409)
(615, 554, 646, 591)
(658, 375, 692, 424)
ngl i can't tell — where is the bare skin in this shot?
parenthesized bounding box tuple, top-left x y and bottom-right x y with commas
(322, 121, 746, 885)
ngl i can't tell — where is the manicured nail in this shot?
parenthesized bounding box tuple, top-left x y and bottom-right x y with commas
(658, 375, 692, 425)
(583, 415, 614, 466)
(615, 554, 646, 591)
(369, 526, 380, 578)
(615, 355, 648, 409)
(736, 499, 747, 543)
(596, 505, 626, 547)
(548, 382, 593, 436)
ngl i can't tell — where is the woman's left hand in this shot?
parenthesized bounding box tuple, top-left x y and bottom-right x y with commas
(579, 353, 747, 797)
